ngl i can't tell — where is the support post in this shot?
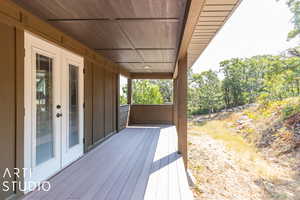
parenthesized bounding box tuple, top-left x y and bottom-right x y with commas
(127, 78, 132, 105)
(176, 55, 188, 168)
(127, 78, 132, 126)
(173, 78, 178, 126)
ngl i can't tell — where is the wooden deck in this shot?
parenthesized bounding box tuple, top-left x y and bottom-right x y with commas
(22, 125, 193, 200)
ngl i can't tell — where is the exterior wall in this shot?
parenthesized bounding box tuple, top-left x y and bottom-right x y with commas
(0, 1, 121, 199)
(92, 62, 106, 145)
(129, 105, 174, 124)
(120, 105, 130, 129)
(84, 61, 94, 152)
(0, 22, 17, 200)
(84, 61, 119, 151)
(105, 70, 117, 135)
(0, 23, 25, 200)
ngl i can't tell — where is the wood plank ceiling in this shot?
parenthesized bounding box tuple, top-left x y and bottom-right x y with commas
(13, 0, 187, 73)
(187, 0, 241, 67)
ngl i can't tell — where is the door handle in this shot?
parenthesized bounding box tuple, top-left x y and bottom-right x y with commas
(56, 113, 62, 118)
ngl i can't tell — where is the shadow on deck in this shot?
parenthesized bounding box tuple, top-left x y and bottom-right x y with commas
(22, 125, 193, 200)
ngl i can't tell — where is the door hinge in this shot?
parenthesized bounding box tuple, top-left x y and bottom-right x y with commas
(83, 102, 85, 109)
(83, 68, 85, 74)
(83, 138, 85, 144)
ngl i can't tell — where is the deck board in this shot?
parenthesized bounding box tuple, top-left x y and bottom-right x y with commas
(168, 127, 181, 200)
(21, 125, 193, 200)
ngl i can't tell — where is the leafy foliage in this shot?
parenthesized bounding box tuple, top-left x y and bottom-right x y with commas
(281, 98, 300, 119)
(120, 79, 173, 105)
(148, 80, 173, 103)
(189, 70, 223, 115)
(133, 80, 172, 104)
(120, 85, 128, 105)
(189, 55, 300, 115)
(281, 0, 300, 40)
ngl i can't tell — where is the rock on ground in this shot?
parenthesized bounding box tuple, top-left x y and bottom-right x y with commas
(188, 133, 300, 200)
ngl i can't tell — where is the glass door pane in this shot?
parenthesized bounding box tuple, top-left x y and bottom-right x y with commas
(36, 54, 54, 165)
(69, 64, 79, 148)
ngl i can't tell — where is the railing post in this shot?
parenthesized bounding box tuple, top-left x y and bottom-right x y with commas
(176, 54, 188, 168)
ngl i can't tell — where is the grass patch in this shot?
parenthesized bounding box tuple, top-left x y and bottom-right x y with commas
(189, 120, 288, 181)
(190, 120, 255, 154)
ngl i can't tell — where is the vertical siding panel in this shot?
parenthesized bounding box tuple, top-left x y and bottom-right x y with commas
(0, 22, 16, 200)
(84, 60, 94, 151)
(99, 66, 105, 138)
(105, 70, 112, 135)
(93, 64, 105, 143)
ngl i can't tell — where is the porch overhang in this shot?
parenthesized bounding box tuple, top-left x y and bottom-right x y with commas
(11, 0, 242, 78)
(130, 73, 174, 79)
(174, 0, 242, 78)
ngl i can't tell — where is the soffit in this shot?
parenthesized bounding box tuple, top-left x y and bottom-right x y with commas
(14, 0, 187, 73)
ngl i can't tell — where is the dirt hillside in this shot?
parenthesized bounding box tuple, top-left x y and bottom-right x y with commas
(188, 97, 300, 200)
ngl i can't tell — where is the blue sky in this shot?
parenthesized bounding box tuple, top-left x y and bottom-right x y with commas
(192, 0, 299, 73)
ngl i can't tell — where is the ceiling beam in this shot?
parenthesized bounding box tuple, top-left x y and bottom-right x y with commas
(48, 18, 109, 21)
(173, 0, 206, 78)
(131, 73, 173, 79)
(116, 62, 174, 64)
(48, 18, 180, 22)
(116, 18, 179, 22)
(95, 48, 175, 51)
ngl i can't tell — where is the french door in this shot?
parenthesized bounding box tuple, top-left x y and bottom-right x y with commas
(24, 32, 84, 189)
(61, 50, 84, 166)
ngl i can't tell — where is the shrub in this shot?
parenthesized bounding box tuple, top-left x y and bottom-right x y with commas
(257, 92, 271, 106)
(282, 104, 300, 119)
(244, 110, 259, 120)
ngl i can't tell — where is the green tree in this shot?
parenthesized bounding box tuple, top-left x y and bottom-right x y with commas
(132, 80, 164, 104)
(189, 70, 223, 116)
(188, 54, 300, 116)
(262, 55, 300, 100)
(120, 85, 128, 105)
(149, 80, 173, 103)
(281, 0, 300, 40)
(220, 56, 289, 107)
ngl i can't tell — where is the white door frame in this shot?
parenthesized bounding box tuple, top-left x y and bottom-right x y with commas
(24, 32, 62, 186)
(24, 31, 84, 191)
